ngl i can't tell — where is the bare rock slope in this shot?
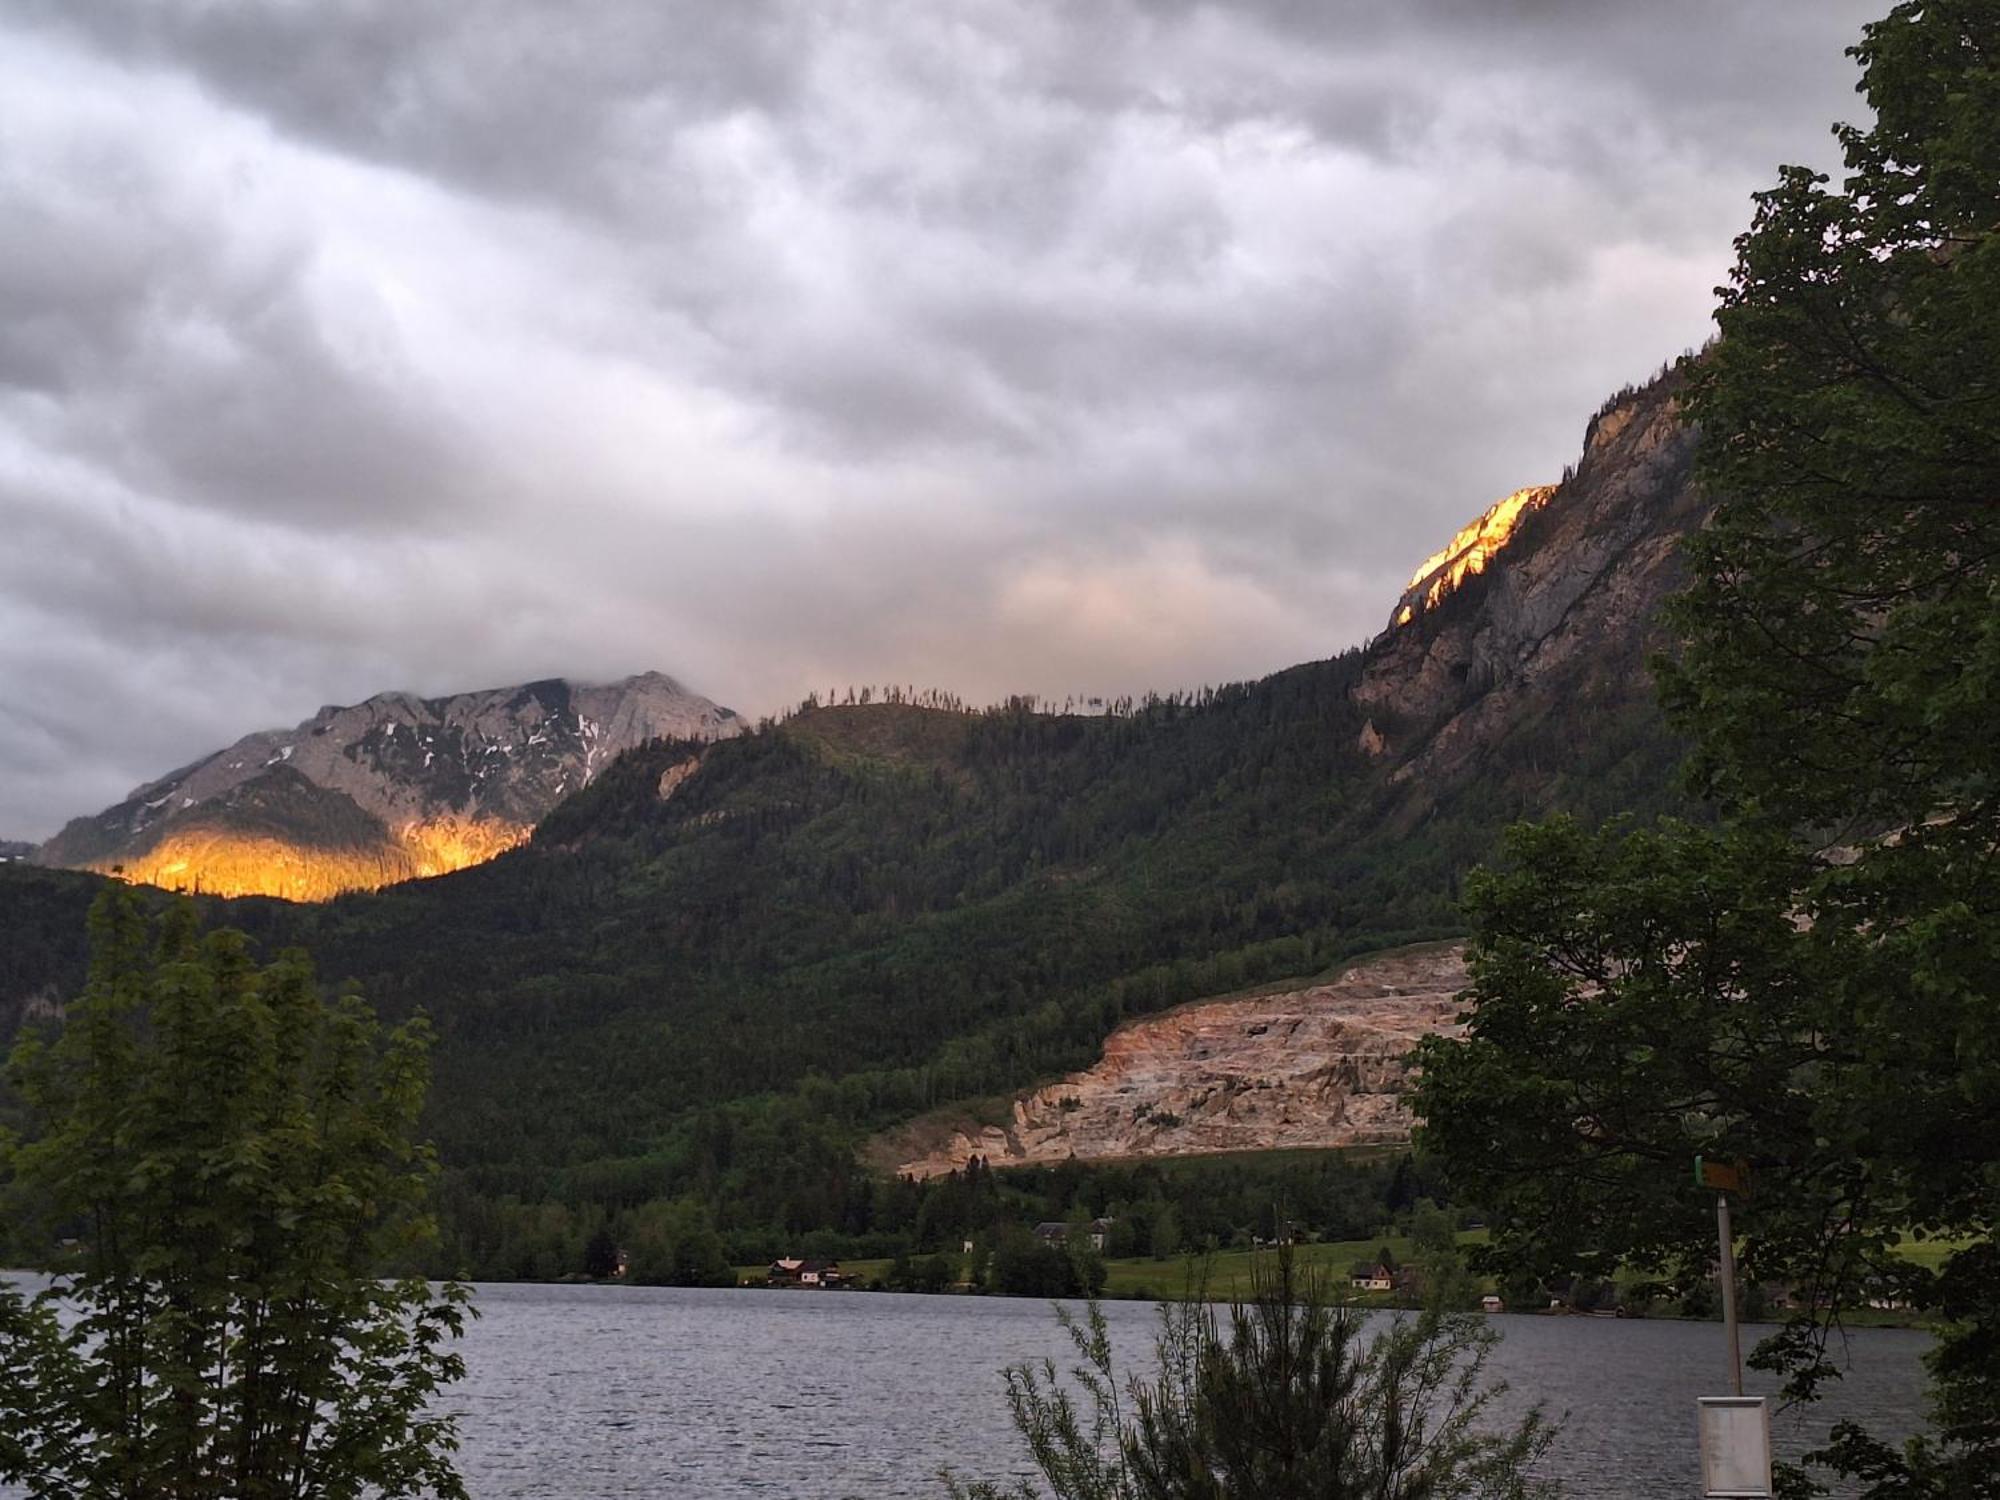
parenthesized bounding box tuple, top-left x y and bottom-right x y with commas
(881, 944, 1467, 1179)
(39, 672, 740, 900)
(1355, 371, 1702, 792)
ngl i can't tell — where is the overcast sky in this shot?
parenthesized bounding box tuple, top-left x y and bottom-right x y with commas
(1, 1, 1883, 839)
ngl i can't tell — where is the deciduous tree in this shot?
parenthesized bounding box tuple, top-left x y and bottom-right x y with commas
(0, 891, 471, 1500)
(1418, 4, 2000, 1492)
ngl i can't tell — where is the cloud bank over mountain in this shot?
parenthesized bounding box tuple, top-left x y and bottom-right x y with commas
(0, 0, 1878, 836)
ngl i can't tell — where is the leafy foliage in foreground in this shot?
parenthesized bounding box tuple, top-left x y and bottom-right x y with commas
(0, 891, 470, 1500)
(1419, 5, 2000, 1494)
(945, 1248, 1553, 1500)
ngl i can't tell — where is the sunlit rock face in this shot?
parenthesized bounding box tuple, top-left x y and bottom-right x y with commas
(878, 944, 1468, 1178)
(1391, 486, 1558, 628)
(1354, 370, 1705, 792)
(100, 816, 535, 900)
(38, 673, 740, 900)
(101, 831, 428, 903)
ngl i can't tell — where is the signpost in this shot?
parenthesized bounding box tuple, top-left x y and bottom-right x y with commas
(1695, 1157, 1769, 1496)
(1695, 1156, 1750, 1394)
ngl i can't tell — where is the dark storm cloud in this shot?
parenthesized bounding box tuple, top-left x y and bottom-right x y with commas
(0, 0, 1883, 837)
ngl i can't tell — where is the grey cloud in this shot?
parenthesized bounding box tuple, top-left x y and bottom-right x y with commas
(14, 1, 813, 221)
(94, 280, 486, 534)
(0, 0, 1888, 837)
(0, 96, 489, 536)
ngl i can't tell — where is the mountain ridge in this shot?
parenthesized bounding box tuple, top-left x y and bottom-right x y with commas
(865, 370, 1705, 1176)
(37, 671, 741, 900)
(1, 362, 1712, 1269)
(1355, 367, 1698, 800)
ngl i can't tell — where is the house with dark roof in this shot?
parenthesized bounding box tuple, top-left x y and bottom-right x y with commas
(767, 1256, 846, 1288)
(1349, 1261, 1397, 1292)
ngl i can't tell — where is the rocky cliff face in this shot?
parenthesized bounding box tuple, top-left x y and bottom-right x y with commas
(879, 945, 1467, 1178)
(1354, 371, 1703, 793)
(38, 672, 740, 900)
(1388, 485, 1558, 630)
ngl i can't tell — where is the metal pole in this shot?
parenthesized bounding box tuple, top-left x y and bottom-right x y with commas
(1717, 1192, 1742, 1396)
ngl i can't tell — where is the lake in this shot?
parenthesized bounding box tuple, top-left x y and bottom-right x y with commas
(444, 1284, 1931, 1499)
(0, 1276, 1933, 1497)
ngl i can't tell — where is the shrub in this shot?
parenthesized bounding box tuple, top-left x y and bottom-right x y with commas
(945, 1247, 1556, 1499)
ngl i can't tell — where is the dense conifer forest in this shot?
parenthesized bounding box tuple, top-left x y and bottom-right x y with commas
(0, 609, 1684, 1278)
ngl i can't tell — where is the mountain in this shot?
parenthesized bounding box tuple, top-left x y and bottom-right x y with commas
(0, 365, 1707, 1271)
(1355, 370, 1702, 795)
(874, 370, 1705, 1178)
(0, 841, 31, 863)
(35, 673, 742, 900)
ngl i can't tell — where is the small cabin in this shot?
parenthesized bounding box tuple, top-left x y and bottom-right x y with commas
(767, 1256, 845, 1288)
(1480, 1294, 1505, 1314)
(1349, 1262, 1396, 1293)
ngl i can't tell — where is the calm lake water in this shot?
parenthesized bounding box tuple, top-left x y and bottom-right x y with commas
(0, 1277, 1933, 1498)
(444, 1283, 1931, 1499)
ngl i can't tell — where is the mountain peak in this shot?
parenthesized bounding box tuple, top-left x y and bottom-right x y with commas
(38, 671, 741, 901)
(1354, 366, 1702, 789)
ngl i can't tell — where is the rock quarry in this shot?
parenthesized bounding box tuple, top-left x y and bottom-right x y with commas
(883, 943, 1469, 1178)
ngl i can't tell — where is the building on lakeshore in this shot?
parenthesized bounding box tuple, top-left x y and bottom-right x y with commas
(1349, 1262, 1396, 1293)
(767, 1257, 846, 1288)
(1033, 1219, 1114, 1252)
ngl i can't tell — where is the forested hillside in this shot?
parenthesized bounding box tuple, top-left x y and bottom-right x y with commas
(0, 369, 1704, 1274)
